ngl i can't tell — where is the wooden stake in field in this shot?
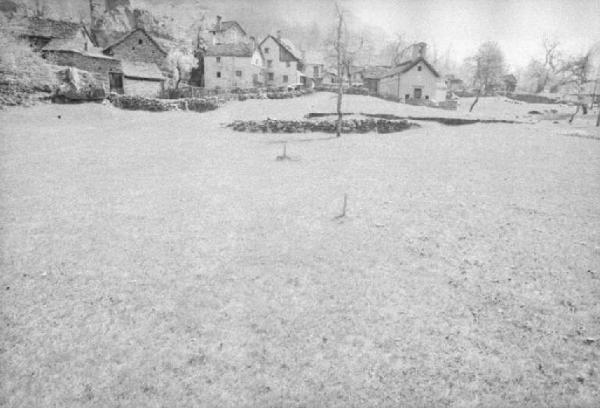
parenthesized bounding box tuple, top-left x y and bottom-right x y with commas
(276, 143, 290, 161)
(334, 193, 348, 219)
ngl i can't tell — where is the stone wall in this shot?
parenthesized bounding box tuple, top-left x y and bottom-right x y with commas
(228, 118, 419, 134)
(109, 93, 222, 112)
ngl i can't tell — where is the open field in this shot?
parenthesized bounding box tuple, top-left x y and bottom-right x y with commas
(1, 94, 600, 407)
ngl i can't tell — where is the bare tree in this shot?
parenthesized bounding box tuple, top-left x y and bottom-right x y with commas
(467, 41, 506, 112)
(167, 48, 198, 89)
(560, 52, 593, 123)
(334, 3, 344, 137)
(540, 36, 560, 91)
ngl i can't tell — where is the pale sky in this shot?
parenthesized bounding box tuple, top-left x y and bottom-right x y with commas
(344, 0, 600, 68)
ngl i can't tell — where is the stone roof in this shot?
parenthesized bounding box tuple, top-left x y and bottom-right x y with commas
(8, 17, 82, 39)
(104, 28, 168, 56)
(121, 61, 165, 80)
(260, 35, 302, 61)
(377, 58, 441, 79)
(204, 42, 255, 57)
(362, 66, 391, 79)
(209, 21, 247, 35)
(42, 37, 103, 54)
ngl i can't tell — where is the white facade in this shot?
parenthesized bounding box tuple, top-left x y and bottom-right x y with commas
(378, 62, 446, 102)
(260, 36, 301, 88)
(203, 49, 264, 89)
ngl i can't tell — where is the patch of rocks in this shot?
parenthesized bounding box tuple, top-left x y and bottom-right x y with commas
(228, 118, 419, 134)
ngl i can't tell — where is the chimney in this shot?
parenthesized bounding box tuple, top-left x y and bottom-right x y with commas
(411, 42, 427, 60)
(276, 30, 282, 39)
(216, 15, 222, 31)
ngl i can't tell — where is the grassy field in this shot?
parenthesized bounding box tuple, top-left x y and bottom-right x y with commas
(1, 94, 599, 407)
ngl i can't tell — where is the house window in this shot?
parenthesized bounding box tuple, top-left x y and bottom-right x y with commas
(417, 66, 422, 71)
(216, 57, 221, 63)
(265, 47, 269, 54)
(138, 39, 143, 45)
(217, 72, 221, 78)
(268, 73, 274, 80)
(267, 60, 272, 68)
(425, 95, 429, 100)
(236, 70, 242, 77)
(313, 66, 319, 77)
(405, 94, 410, 100)
(286, 61, 290, 68)
(283, 75, 288, 82)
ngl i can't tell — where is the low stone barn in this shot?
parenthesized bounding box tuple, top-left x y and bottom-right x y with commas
(362, 66, 391, 93)
(43, 49, 121, 90)
(116, 60, 166, 97)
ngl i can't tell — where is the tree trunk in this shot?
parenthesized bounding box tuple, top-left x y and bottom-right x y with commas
(596, 105, 599, 127)
(335, 8, 344, 138)
(469, 87, 481, 112)
(569, 104, 580, 124)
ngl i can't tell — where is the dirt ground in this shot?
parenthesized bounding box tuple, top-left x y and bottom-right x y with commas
(1, 94, 599, 407)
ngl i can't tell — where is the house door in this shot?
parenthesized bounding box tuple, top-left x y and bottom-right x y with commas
(109, 72, 124, 94)
(413, 87, 422, 99)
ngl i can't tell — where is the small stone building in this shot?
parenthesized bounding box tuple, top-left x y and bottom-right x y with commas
(260, 33, 303, 88)
(44, 50, 121, 90)
(118, 61, 166, 97)
(103, 28, 168, 71)
(202, 42, 264, 89)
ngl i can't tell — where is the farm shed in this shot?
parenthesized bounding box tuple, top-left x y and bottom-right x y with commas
(117, 60, 165, 97)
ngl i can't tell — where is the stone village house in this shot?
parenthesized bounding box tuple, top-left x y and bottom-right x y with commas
(260, 32, 304, 88)
(201, 41, 264, 89)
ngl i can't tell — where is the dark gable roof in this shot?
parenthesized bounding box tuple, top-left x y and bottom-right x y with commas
(103, 28, 168, 56)
(259, 35, 302, 61)
(209, 21, 247, 36)
(378, 58, 440, 79)
(9, 17, 81, 39)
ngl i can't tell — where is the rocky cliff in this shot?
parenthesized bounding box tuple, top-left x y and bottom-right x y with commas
(1, 0, 210, 47)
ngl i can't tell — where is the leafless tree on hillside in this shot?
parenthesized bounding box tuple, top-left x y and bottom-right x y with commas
(467, 41, 506, 112)
(560, 51, 593, 124)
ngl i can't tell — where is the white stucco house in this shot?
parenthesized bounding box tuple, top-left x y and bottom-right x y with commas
(365, 43, 447, 103)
